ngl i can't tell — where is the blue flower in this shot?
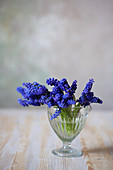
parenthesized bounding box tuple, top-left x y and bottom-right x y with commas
(17, 82, 50, 107)
(58, 78, 70, 92)
(18, 99, 29, 107)
(91, 97, 103, 104)
(51, 86, 63, 95)
(16, 87, 26, 96)
(67, 99, 76, 105)
(45, 96, 55, 108)
(22, 82, 33, 89)
(38, 85, 48, 95)
(46, 78, 59, 86)
(17, 78, 103, 120)
(50, 108, 61, 120)
(63, 93, 70, 100)
(57, 99, 69, 108)
(53, 93, 62, 102)
(69, 80, 77, 92)
(83, 78, 94, 93)
(77, 79, 103, 107)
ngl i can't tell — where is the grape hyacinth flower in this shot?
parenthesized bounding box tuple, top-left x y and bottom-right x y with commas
(77, 78, 103, 107)
(17, 78, 103, 120)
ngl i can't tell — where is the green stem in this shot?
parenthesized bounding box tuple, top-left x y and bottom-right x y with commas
(58, 103, 81, 135)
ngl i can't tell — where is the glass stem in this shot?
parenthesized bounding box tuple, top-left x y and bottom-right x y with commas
(62, 142, 72, 149)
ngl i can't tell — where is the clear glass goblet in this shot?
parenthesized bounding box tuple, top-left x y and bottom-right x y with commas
(47, 105, 91, 157)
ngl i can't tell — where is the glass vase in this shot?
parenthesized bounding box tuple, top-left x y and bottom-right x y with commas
(47, 105, 91, 157)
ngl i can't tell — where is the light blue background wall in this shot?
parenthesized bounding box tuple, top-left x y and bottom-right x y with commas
(0, 0, 113, 109)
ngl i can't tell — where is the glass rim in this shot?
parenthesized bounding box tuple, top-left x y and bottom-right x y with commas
(47, 104, 91, 110)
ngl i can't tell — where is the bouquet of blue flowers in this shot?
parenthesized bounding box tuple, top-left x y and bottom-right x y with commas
(17, 78, 103, 120)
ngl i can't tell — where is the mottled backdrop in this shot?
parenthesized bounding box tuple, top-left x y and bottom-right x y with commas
(0, 0, 113, 109)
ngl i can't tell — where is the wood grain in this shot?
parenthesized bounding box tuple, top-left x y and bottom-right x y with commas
(0, 109, 113, 170)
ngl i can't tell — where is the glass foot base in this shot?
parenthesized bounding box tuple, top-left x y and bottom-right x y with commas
(52, 147, 83, 157)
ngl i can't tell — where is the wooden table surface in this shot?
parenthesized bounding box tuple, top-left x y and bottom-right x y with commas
(0, 108, 113, 170)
